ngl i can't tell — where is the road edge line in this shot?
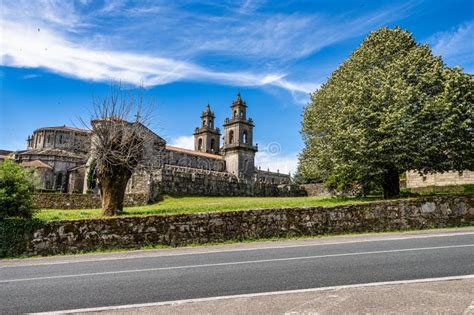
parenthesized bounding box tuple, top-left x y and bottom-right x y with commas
(30, 274, 474, 314)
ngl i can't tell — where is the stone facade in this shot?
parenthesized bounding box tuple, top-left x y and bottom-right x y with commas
(126, 165, 304, 197)
(15, 93, 292, 198)
(406, 170, 474, 189)
(0, 150, 12, 162)
(14, 126, 90, 192)
(18, 195, 474, 256)
(193, 104, 221, 154)
(151, 165, 304, 197)
(164, 146, 225, 172)
(112, 93, 291, 197)
(256, 169, 292, 185)
(222, 93, 258, 178)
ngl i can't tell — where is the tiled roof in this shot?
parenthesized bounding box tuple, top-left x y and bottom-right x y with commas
(166, 145, 224, 160)
(19, 148, 86, 159)
(21, 160, 53, 170)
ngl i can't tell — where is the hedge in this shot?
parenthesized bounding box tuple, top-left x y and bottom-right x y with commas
(0, 218, 45, 258)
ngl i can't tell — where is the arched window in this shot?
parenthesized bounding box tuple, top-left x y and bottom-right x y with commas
(211, 139, 216, 152)
(243, 130, 248, 144)
(198, 138, 203, 151)
(240, 111, 244, 117)
(229, 130, 234, 144)
(234, 110, 237, 118)
(59, 135, 63, 144)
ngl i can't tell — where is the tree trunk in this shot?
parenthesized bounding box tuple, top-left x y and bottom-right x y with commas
(382, 166, 400, 199)
(98, 167, 132, 216)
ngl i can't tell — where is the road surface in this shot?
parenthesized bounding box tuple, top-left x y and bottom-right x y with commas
(1, 228, 473, 314)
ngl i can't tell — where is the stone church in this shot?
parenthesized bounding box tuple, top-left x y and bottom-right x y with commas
(14, 93, 297, 198)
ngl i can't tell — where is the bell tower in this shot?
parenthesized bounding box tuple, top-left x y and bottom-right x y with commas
(194, 103, 221, 154)
(222, 92, 257, 178)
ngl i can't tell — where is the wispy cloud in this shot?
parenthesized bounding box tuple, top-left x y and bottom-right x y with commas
(427, 21, 474, 69)
(1, 20, 314, 94)
(22, 74, 41, 80)
(0, 0, 421, 102)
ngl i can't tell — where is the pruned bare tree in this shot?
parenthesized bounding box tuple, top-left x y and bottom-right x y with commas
(82, 84, 154, 216)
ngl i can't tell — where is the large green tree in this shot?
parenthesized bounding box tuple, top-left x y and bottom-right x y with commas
(300, 27, 473, 198)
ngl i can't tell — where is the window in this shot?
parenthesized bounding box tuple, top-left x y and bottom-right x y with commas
(234, 110, 237, 118)
(211, 139, 215, 152)
(243, 131, 248, 144)
(229, 130, 234, 144)
(198, 138, 203, 151)
(47, 135, 51, 143)
(59, 135, 63, 144)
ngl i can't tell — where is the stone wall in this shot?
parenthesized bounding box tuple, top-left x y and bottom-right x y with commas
(154, 165, 305, 197)
(301, 183, 333, 197)
(33, 193, 149, 209)
(255, 169, 291, 185)
(165, 147, 226, 172)
(24, 195, 474, 256)
(406, 170, 474, 188)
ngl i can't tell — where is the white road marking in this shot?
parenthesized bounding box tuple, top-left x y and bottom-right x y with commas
(29, 274, 474, 314)
(2, 243, 473, 283)
(2, 229, 474, 268)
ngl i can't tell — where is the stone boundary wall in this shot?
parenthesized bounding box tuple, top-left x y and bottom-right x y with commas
(33, 193, 149, 209)
(300, 183, 333, 197)
(155, 165, 306, 197)
(25, 195, 473, 256)
(406, 170, 474, 188)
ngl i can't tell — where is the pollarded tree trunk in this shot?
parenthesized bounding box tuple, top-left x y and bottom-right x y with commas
(382, 165, 400, 199)
(98, 166, 132, 216)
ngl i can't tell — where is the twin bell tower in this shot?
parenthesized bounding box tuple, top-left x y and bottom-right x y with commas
(194, 92, 258, 178)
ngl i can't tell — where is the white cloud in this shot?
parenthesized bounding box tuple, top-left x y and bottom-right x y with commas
(255, 151, 298, 175)
(428, 21, 474, 67)
(168, 135, 195, 150)
(22, 74, 40, 79)
(255, 141, 298, 174)
(0, 0, 422, 104)
(0, 20, 314, 96)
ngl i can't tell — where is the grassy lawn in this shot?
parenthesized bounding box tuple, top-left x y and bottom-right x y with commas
(36, 195, 381, 221)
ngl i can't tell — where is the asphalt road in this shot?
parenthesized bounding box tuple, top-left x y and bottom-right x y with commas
(1, 230, 473, 314)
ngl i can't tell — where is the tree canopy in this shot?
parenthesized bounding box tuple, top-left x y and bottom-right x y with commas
(299, 26, 473, 198)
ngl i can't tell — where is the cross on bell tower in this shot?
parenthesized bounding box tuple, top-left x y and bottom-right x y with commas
(193, 103, 221, 154)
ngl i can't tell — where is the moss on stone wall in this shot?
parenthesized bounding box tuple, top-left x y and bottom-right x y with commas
(0, 218, 45, 257)
(3, 195, 471, 258)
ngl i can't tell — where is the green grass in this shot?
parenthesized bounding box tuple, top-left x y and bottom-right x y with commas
(35, 195, 381, 221)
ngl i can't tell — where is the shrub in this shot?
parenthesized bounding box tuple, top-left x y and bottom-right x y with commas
(0, 160, 37, 219)
(0, 218, 45, 257)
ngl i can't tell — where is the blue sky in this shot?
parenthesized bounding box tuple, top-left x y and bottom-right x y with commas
(1, 0, 473, 174)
